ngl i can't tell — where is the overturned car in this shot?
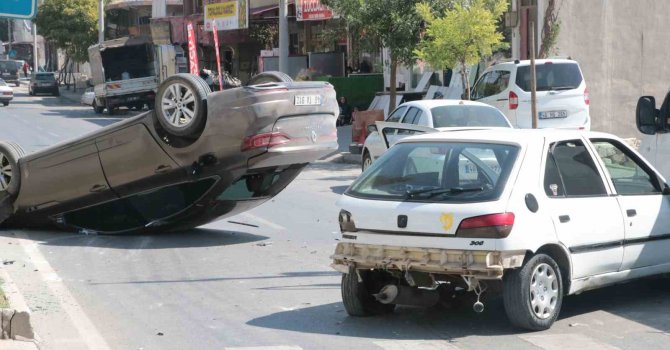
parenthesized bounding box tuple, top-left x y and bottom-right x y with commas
(0, 73, 337, 234)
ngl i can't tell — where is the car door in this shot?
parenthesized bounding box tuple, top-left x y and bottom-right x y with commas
(472, 70, 511, 111)
(96, 124, 183, 197)
(366, 106, 408, 160)
(589, 138, 670, 271)
(542, 138, 624, 279)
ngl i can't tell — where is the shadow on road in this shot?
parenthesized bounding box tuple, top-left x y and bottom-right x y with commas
(89, 270, 340, 286)
(330, 185, 349, 194)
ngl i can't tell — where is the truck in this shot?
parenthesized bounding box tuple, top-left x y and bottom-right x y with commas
(88, 36, 185, 114)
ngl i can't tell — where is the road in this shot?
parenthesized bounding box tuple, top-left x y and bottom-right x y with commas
(2, 84, 670, 350)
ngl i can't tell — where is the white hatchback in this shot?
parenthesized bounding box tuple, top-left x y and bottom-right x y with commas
(361, 100, 511, 171)
(471, 59, 590, 130)
(332, 128, 670, 330)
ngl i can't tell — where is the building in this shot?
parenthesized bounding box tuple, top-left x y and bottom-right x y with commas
(105, 0, 184, 39)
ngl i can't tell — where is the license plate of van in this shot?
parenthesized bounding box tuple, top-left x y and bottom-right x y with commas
(539, 110, 568, 119)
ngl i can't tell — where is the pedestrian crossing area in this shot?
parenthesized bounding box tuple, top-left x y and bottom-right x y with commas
(223, 333, 629, 350)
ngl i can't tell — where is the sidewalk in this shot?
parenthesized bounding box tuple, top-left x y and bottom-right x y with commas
(57, 86, 86, 105)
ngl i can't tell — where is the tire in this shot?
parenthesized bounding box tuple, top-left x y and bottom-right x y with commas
(0, 141, 25, 197)
(362, 151, 372, 172)
(29, 89, 34, 96)
(247, 71, 293, 86)
(15, 82, 19, 87)
(93, 101, 104, 114)
(341, 269, 395, 317)
(503, 254, 563, 331)
(53, 89, 60, 97)
(154, 74, 208, 138)
(2, 102, 8, 107)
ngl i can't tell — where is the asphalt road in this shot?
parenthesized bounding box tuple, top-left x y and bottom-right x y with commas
(3, 85, 670, 350)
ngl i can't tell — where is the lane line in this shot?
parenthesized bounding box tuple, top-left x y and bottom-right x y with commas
(13, 231, 112, 350)
(224, 346, 303, 350)
(373, 340, 462, 350)
(239, 213, 286, 231)
(519, 334, 621, 350)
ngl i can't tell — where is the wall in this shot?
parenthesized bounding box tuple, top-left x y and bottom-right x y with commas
(555, 0, 670, 137)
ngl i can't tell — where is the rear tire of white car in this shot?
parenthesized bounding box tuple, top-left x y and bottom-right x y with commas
(93, 101, 104, 114)
(155, 74, 208, 138)
(361, 151, 372, 172)
(2, 102, 7, 107)
(503, 253, 563, 331)
(341, 269, 395, 317)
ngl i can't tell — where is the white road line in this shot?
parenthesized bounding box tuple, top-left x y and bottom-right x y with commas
(47, 131, 60, 137)
(224, 346, 302, 350)
(239, 213, 286, 231)
(13, 231, 112, 350)
(519, 334, 621, 350)
(373, 340, 462, 350)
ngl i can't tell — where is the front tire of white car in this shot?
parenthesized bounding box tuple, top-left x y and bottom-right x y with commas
(341, 269, 395, 317)
(503, 254, 563, 331)
(361, 151, 372, 172)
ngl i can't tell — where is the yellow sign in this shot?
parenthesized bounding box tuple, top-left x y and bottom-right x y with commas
(204, 0, 248, 31)
(440, 213, 454, 231)
(206, 2, 236, 19)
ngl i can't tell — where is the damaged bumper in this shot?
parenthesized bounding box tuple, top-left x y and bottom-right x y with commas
(330, 242, 526, 279)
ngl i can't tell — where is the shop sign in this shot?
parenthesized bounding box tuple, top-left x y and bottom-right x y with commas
(205, 0, 249, 31)
(296, 0, 334, 21)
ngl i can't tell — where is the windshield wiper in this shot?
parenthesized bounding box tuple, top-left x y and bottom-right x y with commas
(405, 186, 484, 199)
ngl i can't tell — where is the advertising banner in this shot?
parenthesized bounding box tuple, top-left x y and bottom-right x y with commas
(212, 20, 223, 90)
(296, 0, 333, 21)
(187, 22, 199, 75)
(205, 0, 248, 31)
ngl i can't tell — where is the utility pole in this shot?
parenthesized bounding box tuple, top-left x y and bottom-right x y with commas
(7, 20, 11, 56)
(530, 22, 538, 129)
(278, 0, 288, 74)
(98, 0, 104, 43)
(32, 22, 37, 71)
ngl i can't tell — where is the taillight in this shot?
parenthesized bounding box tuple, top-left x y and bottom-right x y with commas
(584, 87, 590, 105)
(241, 132, 291, 151)
(456, 213, 515, 238)
(509, 91, 518, 110)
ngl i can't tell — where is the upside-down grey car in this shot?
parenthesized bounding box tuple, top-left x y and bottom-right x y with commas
(0, 73, 338, 234)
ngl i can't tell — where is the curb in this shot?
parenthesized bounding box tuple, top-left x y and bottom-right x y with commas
(322, 152, 362, 165)
(0, 267, 35, 343)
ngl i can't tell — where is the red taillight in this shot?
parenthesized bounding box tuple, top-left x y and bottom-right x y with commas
(241, 132, 291, 151)
(509, 91, 518, 110)
(456, 213, 515, 238)
(584, 87, 590, 105)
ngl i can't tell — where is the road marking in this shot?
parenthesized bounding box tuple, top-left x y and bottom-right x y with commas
(12, 231, 112, 350)
(47, 131, 60, 137)
(519, 334, 621, 350)
(373, 340, 462, 350)
(224, 346, 302, 350)
(239, 213, 286, 231)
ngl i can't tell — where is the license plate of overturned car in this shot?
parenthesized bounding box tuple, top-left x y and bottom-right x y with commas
(294, 94, 322, 106)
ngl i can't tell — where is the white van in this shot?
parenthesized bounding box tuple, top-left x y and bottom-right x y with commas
(471, 59, 591, 130)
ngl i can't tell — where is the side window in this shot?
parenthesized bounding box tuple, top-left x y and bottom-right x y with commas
(544, 152, 566, 197)
(471, 72, 491, 100)
(401, 107, 420, 124)
(415, 110, 429, 126)
(549, 140, 607, 197)
(387, 106, 407, 122)
(591, 140, 660, 195)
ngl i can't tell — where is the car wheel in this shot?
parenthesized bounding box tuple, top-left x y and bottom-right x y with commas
(29, 89, 33, 96)
(15, 82, 19, 87)
(247, 71, 293, 86)
(0, 141, 25, 197)
(341, 269, 395, 317)
(503, 253, 563, 331)
(155, 74, 208, 138)
(53, 89, 60, 97)
(2, 102, 8, 107)
(93, 101, 104, 114)
(362, 151, 372, 172)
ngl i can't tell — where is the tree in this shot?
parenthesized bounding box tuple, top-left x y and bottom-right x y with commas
(324, 0, 447, 113)
(34, 0, 98, 63)
(415, 0, 508, 99)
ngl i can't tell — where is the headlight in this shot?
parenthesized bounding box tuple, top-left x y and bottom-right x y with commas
(338, 209, 357, 233)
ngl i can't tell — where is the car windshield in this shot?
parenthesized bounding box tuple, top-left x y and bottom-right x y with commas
(515, 63, 583, 92)
(431, 105, 510, 128)
(347, 142, 519, 202)
(35, 74, 55, 81)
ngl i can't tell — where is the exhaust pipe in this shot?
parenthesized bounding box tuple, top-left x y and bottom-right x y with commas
(373, 284, 440, 308)
(473, 301, 484, 313)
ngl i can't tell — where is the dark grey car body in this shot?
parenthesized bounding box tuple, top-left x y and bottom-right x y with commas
(0, 60, 20, 86)
(3, 81, 338, 233)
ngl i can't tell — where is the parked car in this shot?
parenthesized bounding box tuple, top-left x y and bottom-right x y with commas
(361, 100, 512, 170)
(80, 88, 95, 106)
(0, 73, 338, 234)
(471, 58, 590, 130)
(332, 128, 670, 330)
(0, 79, 13, 106)
(0, 60, 21, 87)
(29, 72, 59, 96)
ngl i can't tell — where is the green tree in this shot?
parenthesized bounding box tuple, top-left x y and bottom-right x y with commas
(324, 0, 447, 113)
(415, 0, 508, 99)
(34, 0, 98, 63)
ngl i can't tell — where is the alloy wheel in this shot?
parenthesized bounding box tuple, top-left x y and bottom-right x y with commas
(160, 83, 198, 128)
(0, 152, 12, 191)
(529, 262, 559, 319)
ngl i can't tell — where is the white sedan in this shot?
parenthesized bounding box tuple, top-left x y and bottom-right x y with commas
(361, 100, 512, 170)
(0, 79, 14, 106)
(80, 88, 95, 106)
(332, 128, 670, 330)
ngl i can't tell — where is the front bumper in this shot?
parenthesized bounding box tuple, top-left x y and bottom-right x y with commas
(331, 242, 526, 279)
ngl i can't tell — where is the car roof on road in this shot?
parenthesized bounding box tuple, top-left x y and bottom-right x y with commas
(397, 128, 616, 145)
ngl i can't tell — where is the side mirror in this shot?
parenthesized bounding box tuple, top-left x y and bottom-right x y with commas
(636, 96, 659, 135)
(366, 124, 378, 134)
(663, 185, 670, 196)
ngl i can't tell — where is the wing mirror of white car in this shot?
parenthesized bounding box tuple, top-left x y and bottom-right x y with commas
(636, 96, 660, 135)
(663, 186, 670, 196)
(367, 124, 378, 134)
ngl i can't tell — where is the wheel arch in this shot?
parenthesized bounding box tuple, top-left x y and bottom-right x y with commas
(531, 243, 572, 295)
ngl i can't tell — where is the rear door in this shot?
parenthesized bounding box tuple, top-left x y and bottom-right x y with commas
(542, 138, 624, 279)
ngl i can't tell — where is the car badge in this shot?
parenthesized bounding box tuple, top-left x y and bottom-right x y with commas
(310, 130, 318, 143)
(440, 213, 454, 231)
(397, 215, 408, 228)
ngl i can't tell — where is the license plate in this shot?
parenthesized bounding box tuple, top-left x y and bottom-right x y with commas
(2, 73, 9, 76)
(539, 110, 568, 119)
(294, 95, 321, 106)
(126, 96, 139, 101)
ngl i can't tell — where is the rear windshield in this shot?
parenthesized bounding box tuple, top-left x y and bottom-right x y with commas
(347, 142, 519, 202)
(0, 61, 18, 71)
(0, 79, 6, 86)
(515, 63, 583, 92)
(431, 105, 510, 128)
(35, 74, 55, 81)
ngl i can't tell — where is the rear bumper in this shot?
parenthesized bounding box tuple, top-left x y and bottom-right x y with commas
(330, 242, 525, 279)
(0, 96, 13, 102)
(247, 143, 338, 169)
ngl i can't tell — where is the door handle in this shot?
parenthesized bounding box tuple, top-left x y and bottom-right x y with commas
(155, 164, 172, 174)
(626, 209, 637, 217)
(496, 98, 508, 101)
(90, 184, 107, 193)
(558, 215, 570, 223)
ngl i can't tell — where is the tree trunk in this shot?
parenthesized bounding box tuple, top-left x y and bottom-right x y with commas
(460, 61, 470, 100)
(538, 0, 556, 58)
(388, 55, 397, 115)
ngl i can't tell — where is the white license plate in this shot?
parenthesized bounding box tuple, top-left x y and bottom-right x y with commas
(539, 110, 568, 119)
(2, 73, 9, 76)
(294, 95, 321, 106)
